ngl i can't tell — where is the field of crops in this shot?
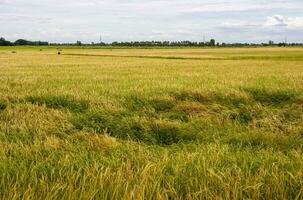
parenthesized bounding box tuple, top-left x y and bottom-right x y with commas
(1, 47, 303, 199)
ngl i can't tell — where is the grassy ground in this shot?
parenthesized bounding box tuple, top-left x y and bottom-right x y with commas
(1, 47, 303, 199)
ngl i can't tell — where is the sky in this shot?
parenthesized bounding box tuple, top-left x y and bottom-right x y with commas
(1, 0, 303, 43)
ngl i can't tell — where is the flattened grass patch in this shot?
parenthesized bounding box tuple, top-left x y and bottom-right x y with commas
(71, 110, 116, 133)
(152, 120, 182, 145)
(229, 105, 262, 125)
(123, 95, 150, 111)
(243, 88, 297, 105)
(70, 109, 198, 145)
(151, 120, 198, 145)
(71, 90, 303, 145)
(25, 95, 90, 112)
(150, 98, 175, 112)
(224, 132, 303, 151)
(171, 90, 250, 108)
(172, 91, 210, 103)
(0, 100, 8, 111)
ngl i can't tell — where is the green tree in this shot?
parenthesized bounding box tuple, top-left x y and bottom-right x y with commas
(76, 41, 82, 46)
(210, 39, 216, 46)
(0, 37, 13, 46)
(269, 40, 274, 45)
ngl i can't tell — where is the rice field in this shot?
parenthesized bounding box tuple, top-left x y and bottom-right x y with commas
(1, 47, 303, 199)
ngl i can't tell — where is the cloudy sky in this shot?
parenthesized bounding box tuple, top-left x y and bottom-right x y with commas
(1, 0, 303, 43)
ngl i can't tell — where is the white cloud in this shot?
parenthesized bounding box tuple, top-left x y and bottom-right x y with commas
(265, 15, 303, 29)
(265, 15, 289, 27)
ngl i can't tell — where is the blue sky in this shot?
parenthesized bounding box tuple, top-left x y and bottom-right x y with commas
(1, 0, 303, 43)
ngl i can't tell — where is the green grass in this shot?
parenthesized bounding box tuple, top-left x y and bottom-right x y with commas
(0, 47, 303, 199)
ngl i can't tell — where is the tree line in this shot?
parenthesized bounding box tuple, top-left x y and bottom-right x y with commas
(1, 37, 302, 47)
(0, 38, 49, 46)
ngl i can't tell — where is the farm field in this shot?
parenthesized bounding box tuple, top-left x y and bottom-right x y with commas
(1, 47, 303, 199)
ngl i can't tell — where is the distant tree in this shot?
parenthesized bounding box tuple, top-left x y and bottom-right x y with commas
(36, 41, 49, 46)
(210, 39, 216, 46)
(0, 37, 13, 46)
(13, 39, 48, 46)
(14, 39, 30, 45)
(76, 41, 82, 46)
(33, 39, 303, 47)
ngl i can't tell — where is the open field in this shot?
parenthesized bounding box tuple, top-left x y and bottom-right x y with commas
(1, 47, 303, 199)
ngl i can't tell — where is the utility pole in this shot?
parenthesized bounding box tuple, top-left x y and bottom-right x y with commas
(203, 33, 205, 44)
